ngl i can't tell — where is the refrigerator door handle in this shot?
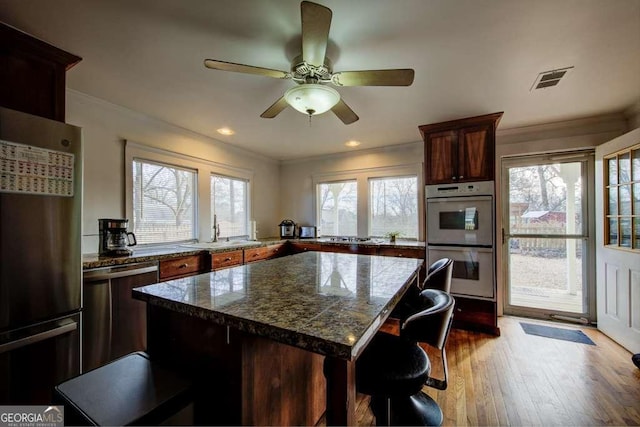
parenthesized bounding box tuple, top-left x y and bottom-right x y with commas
(0, 321, 77, 354)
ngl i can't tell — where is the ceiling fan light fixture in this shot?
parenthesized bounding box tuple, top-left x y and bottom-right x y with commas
(284, 84, 340, 116)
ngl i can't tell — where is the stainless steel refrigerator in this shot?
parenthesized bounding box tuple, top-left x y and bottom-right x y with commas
(0, 106, 82, 404)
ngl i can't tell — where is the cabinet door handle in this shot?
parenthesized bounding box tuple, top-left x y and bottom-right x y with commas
(452, 176, 457, 180)
(459, 175, 464, 179)
(178, 263, 189, 269)
(224, 257, 232, 261)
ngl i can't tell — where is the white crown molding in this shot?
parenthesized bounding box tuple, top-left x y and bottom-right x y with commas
(496, 113, 629, 146)
(66, 89, 278, 164)
(280, 140, 423, 166)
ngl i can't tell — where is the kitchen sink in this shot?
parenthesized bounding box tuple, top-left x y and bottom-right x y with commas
(179, 241, 261, 250)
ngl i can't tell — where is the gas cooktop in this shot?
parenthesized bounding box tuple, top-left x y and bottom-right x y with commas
(327, 237, 371, 242)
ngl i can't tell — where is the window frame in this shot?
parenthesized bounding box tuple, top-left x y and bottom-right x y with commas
(125, 141, 253, 246)
(131, 157, 198, 244)
(211, 173, 250, 240)
(368, 175, 419, 239)
(313, 164, 424, 239)
(603, 142, 640, 251)
(316, 179, 359, 237)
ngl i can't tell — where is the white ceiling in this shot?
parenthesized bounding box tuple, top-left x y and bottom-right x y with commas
(1, 0, 639, 160)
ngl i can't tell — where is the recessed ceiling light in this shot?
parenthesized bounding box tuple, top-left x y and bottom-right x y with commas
(217, 127, 235, 136)
(345, 140, 361, 147)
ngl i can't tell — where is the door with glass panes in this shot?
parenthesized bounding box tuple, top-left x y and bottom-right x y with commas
(502, 152, 595, 322)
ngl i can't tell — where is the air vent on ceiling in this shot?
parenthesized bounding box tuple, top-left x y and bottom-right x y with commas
(530, 66, 574, 91)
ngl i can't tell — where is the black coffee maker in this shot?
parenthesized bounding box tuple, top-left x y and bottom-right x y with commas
(98, 218, 137, 256)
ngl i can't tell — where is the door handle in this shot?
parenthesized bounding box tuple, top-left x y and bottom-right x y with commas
(0, 321, 77, 354)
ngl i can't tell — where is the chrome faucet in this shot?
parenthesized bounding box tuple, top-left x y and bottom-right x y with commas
(212, 214, 220, 242)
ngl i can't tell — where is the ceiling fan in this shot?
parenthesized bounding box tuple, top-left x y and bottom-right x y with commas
(204, 1, 414, 125)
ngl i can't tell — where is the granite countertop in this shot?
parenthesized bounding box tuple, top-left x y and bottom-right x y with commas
(83, 238, 425, 269)
(132, 251, 422, 360)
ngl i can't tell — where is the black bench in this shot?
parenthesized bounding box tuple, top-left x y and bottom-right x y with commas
(54, 352, 192, 426)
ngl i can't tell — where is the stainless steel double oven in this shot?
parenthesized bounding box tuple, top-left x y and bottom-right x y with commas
(426, 181, 495, 299)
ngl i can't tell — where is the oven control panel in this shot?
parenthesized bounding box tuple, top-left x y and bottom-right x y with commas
(426, 180, 494, 198)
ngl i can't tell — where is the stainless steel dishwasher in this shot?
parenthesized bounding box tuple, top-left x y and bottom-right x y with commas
(83, 261, 158, 372)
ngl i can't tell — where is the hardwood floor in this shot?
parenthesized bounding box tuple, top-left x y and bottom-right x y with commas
(351, 316, 640, 426)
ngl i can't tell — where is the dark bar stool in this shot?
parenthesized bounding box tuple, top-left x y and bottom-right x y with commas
(54, 352, 192, 426)
(357, 289, 455, 426)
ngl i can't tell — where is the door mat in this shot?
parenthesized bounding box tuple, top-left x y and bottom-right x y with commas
(520, 322, 595, 345)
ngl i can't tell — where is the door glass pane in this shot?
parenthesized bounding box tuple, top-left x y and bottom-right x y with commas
(509, 237, 584, 313)
(634, 217, 640, 249)
(608, 218, 618, 245)
(619, 152, 631, 183)
(634, 183, 640, 215)
(508, 162, 582, 235)
(608, 157, 618, 185)
(633, 149, 640, 181)
(608, 187, 618, 215)
(620, 184, 632, 215)
(620, 218, 632, 248)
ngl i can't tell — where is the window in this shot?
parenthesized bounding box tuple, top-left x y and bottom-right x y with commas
(369, 176, 418, 238)
(317, 181, 357, 236)
(132, 159, 196, 244)
(211, 175, 248, 239)
(125, 141, 253, 246)
(314, 164, 423, 239)
(604, 143, 640, 250)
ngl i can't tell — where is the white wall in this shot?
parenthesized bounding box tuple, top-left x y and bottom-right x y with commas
(66, 90, 280, 254)
(279, 141, 424, 236)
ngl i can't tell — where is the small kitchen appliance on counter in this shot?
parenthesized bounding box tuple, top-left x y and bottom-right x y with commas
(298, 226, 317, 239)
(99, 218, 137, 256)
(279, 219, 296, 239)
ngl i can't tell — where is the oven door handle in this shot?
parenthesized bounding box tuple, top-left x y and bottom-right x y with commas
(0, 321, 77, 354)
(426, 195, 492, 203)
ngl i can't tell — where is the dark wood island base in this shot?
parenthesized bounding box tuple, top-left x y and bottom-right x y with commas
(147, 305, 327, 426)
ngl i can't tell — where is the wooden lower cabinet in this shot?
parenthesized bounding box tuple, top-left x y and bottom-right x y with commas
(211, 250, 243, 270)
(451, 296, 500, 336)
(159, 254, 208, 280)
(147, 306, 326, 426)
(244, 243, 286, 263)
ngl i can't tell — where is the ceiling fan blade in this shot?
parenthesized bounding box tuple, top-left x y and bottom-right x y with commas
(331, 69, 415, 86)
(260, 96, 289, 118)
(301, 1, 332, 66)
(331, 99, 359, 125)
(204, 59, 290, 79)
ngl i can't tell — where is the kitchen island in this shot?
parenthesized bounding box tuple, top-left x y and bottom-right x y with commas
(133, 251, 421, 425)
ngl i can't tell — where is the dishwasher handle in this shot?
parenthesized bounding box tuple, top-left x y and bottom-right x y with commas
(84, 263, 158, 283)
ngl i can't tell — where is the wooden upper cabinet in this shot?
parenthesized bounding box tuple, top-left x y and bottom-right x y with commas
(420, 112, 502, 184)
(0, 23, 81, 122)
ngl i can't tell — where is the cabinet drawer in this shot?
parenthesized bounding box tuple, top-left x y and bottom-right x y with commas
(290, 242, 322, 253)
(244, 244, 285, 263)
(211, 250, 243, 270)
(326, 244, 377, 255)
(159, 254, 207, 280)
(378, 247, 424, 259)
